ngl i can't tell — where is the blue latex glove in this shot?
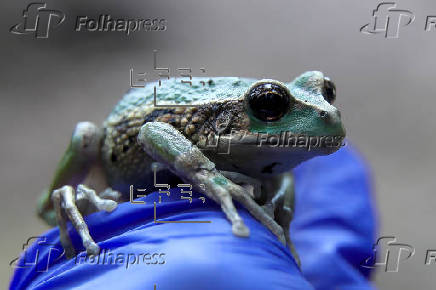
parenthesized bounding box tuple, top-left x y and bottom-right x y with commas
(292, 144, 378, 289)
(9, 143, 377, 290)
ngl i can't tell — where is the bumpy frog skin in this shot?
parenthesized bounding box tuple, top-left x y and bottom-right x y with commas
(37, 71, 345, 265)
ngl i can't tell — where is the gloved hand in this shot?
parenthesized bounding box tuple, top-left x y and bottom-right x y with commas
(292, 143, 378, 289)
(10, 143, 378, 290)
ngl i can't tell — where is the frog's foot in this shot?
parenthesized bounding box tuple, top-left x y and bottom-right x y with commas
(138, 122, 285, 243)
(223, 180, 286, 244)
(52, 185, 118, 259)
(76, 184, 118, 212)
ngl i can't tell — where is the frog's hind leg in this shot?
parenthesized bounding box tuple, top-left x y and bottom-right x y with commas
(37, 122, 102, 226)
(39, 122, 119, 258)
(138, 121, 285, 243)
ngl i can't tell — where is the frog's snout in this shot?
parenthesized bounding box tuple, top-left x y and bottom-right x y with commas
(319, 108, 346, 140)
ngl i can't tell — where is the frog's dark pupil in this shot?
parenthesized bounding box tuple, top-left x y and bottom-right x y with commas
(322, 78, 336, 104)
(247, 83, 290, 122)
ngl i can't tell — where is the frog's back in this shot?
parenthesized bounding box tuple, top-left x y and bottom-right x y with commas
(101, 77, 256, 192)
(105, 77, 254, 122)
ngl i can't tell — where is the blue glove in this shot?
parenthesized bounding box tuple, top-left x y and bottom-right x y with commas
(292, 143, 378, 289)
(10, 143, 377, 290)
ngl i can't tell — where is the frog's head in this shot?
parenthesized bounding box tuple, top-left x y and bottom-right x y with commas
(245, 71, 345, 144)
(213, 71, 346, 177)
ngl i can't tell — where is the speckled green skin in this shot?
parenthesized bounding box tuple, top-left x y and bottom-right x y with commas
(101, 72, 345, 194)
(102, 77, 253, 192)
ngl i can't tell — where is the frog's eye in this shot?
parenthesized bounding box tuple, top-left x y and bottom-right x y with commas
(245, 82, 291, 122)
(322, 77, 336, 104)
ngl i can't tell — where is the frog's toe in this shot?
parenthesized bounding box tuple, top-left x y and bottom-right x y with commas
(100, 199, 118, 212)
(232, 220, 250, 237)
(99, 187, 122, 201)
(77, 184, 119, 212)
(84, 240, 100, 256)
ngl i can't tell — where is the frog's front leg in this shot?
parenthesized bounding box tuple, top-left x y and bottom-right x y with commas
(138, 122, 285, 243)
(219, 171, 262, 200)
(265, 173, 301, 266)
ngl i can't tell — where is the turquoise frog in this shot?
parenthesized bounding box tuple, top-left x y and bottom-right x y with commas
(37, 71, 345, 264)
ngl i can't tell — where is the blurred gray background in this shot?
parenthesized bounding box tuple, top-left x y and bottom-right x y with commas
(1, 0, 436, 289)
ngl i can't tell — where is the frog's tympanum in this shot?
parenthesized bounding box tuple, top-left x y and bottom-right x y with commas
(37, 71, 345, 265)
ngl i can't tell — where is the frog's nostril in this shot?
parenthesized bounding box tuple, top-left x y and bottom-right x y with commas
(319, 111, 328, 118)
(319, 109, 342, 125)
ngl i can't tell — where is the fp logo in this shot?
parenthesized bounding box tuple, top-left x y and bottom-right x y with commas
(9, 236, 65, 272)
(361, 236, 415, 272)
(10, 2, 65, 39)
(360, 2, 414, 38)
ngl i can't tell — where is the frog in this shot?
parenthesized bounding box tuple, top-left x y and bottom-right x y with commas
(36, 71, 345, 265)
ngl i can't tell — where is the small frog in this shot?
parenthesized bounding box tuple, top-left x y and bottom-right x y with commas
(37, 71, 345, 264)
